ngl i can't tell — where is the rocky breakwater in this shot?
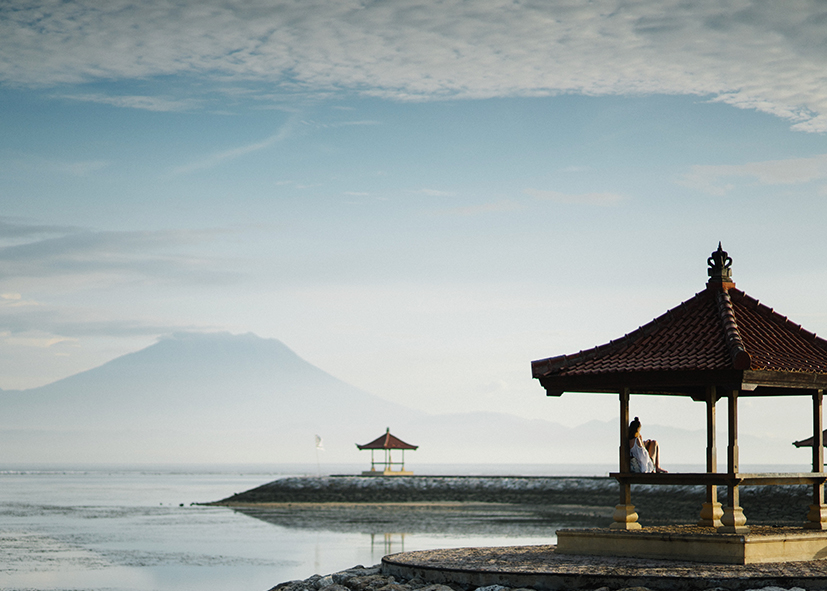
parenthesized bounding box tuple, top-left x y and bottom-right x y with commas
(269, 563, 516, 591)
(215, 475, 814, 526)
(268, 562, 811, 591)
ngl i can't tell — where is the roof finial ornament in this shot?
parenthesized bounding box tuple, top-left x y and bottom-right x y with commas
(707, 242, 734, 288)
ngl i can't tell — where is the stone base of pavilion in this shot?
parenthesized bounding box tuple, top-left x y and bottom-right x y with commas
(557, 525, 827, 565)
(361, 469, 414, 476)
(382, 541, 827, 591)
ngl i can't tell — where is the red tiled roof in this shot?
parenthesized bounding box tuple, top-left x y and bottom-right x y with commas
(357, 429, 418, 450)
(733, 290, 827, 372)
(532, 285, 827, 380)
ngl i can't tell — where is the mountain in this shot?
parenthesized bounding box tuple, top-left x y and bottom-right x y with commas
(0, 332, 804, 467)
(0, 332, 426, 464)
(1, 332, 595, 466)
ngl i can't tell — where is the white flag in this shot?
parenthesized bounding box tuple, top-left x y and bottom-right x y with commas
(315, 435, 324, 451)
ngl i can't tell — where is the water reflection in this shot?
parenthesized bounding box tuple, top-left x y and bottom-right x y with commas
(371, 532, 406, 557)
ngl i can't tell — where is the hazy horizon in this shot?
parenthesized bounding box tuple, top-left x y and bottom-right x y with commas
(0, 331, 813, 467)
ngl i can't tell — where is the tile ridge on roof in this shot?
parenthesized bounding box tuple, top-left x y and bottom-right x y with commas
(531, 289, 710, 378)
(729, 288, 827, 351)
(714, 288, 750, 370)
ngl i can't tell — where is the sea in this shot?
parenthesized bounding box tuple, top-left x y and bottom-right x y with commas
(0, 463, 618, 591)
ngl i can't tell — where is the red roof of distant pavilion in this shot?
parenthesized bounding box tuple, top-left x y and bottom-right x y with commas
(532, 244, 827, 399)
(357, 428, 418, 450)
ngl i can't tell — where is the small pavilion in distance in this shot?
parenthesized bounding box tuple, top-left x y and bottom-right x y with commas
(357, 428, 418, 476)
(531, 244, 827, 564)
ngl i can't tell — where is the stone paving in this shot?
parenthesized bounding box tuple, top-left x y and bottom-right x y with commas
(381, 545, 827, 590)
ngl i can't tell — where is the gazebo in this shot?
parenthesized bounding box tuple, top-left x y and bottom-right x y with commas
(531, 244, 827, 563)
(357, 428, 418, 476)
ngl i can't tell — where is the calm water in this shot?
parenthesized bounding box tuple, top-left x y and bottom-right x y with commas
(0, 464, 580, 591)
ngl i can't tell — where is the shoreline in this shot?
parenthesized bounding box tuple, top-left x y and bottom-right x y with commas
(216, 475, 814, 525)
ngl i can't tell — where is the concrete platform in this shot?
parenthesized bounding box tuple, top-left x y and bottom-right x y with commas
(557, 525, 827, 565)
(381, 543, 827, 590)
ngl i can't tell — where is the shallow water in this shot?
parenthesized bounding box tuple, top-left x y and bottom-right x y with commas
(0, 466, 562, 591)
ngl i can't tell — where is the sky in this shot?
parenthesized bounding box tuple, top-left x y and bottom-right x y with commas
(2, 0, 827, 450)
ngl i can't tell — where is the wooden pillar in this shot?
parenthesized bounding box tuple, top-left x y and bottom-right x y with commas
(806, 389, 827, 529)
(611, 387, 641, 529)
(699, 386, 723, 527)
(719, 389, 748, 533)
(619, 387, 631, 473)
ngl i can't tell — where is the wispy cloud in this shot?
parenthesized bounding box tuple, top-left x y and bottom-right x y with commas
(0, 330, 76, 349)
(0, 292, 37, 308)
(0, 219, 238, 340)
(2, 2, 827, 130)
(59, 93, 199, 112)
(301, 119, 381, 129)
(53, 160, 109, 176)
(524, 188, 623, 205)
(0, 220, 239, 284)
(444, 200, 522, 216)
(0, 217, 80, 241)
(681, 153, 827, 195)
(171, 118, 296, 174)
(412, 189, 457, 197)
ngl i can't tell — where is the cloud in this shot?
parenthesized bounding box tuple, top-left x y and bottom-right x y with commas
(0, 220, 240, 284)
(0, 220, 232, 340)
(59, 93, 200, 112)
(0, 310, 205, 339)
(0, 292, 36, 308)
(301, 119, 381, 129)
(524, 188, 622, 205)
(412, 189, 457, 197)
(171, 118, 296, 174)
(1, 2, 827, 130)
(0, 299, 208, 340)
(0, 217, 82, 249)
(0, 331, 76, 349)
(444, 200, 522, 216)
(682, 153, 827, 195)
(53, 160, 109, 176)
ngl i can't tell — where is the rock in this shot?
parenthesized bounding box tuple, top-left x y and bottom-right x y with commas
(269, 581, 310, 591)
(346, 574, 393, 591)
(376, 584, 413, 591)
(415, 585, 454, 591)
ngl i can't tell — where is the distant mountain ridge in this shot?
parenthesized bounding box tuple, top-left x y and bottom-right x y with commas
(0, 332, 424, 463)
(0, 332, 799, 466)
(8, 332, 410, 429)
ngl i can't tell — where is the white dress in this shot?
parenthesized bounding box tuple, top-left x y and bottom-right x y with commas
(630, 437, 655, 473)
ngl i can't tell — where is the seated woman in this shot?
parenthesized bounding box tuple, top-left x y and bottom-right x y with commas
(628, 416, 667, 473)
